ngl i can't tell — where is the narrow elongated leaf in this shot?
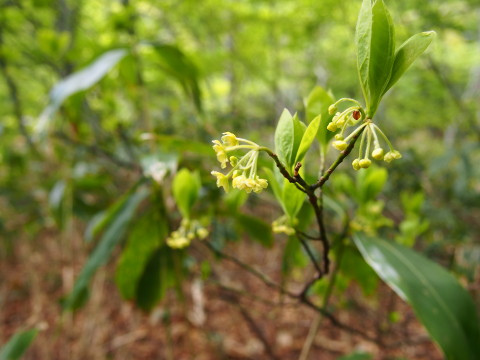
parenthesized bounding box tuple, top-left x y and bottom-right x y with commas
(295, 115, 320, 164)
(0, 329, 38, 360)
(115, 210, 167, 300)
(354, 233, 480, 360)
(145, 43, 203, 112)
(356, 0, 395, 116)
(37, 49, 128, 132)
(304, 86, 335, 147)
(63, 186, 149, 310)
(383, 31, 436, 94)
(290, 114, 306, 167)
(274, 109, 294, 167)
(172, 169, 201, 218)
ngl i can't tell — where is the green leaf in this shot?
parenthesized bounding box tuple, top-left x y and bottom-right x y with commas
(172, 169, 201, 218)
(135, 248, 165, 311)
(383, 31, 436, 95)
(0, 329, 38, 360)
(295, 115, 320, 164)
(37, 49, 128, 133)
(136, 247, 184, 311)
(115, 210, 167, 300)
(63, 185, 149, 310)
(236, 214, 273, 248)
(304, 86, 335, 147)
(356, 166, 388, 203)
(263, 167, 282, 205)
(282, 179, 305, 220)
(356, 0, 395, 117)
(290, 113, 306, 167)
(354, 233, 480, 360)
(274, 109, 294, 167)
(144, 43, 203, 112)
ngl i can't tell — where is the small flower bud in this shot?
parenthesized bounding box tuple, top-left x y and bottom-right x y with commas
(359, 158, 372, 168)
(332, 140, 348, 151)
(327, 122, 337, 132)
(196, 227, 209, 239)
(392, 150, 402, 159)
(334, 134, 344, 140)
(352, 159, 360, 171)
(328, 104, 338, 115)
(372, 148, 384, 160)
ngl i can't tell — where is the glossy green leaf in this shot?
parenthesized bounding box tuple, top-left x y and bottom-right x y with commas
(0, 329, 38, 360)
(37, 49, 128, 133)
(274, 109, 294, 167)
(356, 0, 395, 117)
(304, 86, 335, 147)
(295, 115, 320, 164)
(383, 31, 436, 94)
(63, 186, 149, 310)
(236, 213, 273, 248)
(290, 113, 306, 167)
(354, 233, 480, 360)
(115, 210, 167, 300)
(172, 169, 201, 218)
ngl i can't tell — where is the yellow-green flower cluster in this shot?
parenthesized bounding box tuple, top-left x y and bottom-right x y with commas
(211, 132, 268, 194)
(272, 216, 296, 236)
(349, 122, 402, 170)
(166, 219, 209, 249)
(326, 99, 402, 170)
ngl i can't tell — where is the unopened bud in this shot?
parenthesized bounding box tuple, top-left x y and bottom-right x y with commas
(352, 159, 360, 171)
(372, 148, 384, 160)
(359, 158, 372, 168)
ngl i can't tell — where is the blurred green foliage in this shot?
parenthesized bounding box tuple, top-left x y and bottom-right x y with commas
(0, 0, 479, 357)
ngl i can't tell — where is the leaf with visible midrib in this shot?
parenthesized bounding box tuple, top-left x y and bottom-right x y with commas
(356, 0, 395, 117)
(354, 233, 480, 360)
(383, 31, 436, 95)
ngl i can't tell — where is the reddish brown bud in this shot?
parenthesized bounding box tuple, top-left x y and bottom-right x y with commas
(352, 110, 361, 120)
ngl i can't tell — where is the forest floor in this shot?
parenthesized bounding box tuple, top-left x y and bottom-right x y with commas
(0, 226, 444, 360)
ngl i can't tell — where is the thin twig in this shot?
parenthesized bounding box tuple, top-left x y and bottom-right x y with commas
(311, 127, 365, 190)
(203, 241, 379, 344)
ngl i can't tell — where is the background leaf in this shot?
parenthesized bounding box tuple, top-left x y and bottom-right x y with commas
(0, 329, 38, 360)
(63, 185, 149, 310)
(37, 49, 128, 132)
(354, 233, 480, 360)
(115, 209, 167, 300)
(172, 169, 201, 218)
(304, 86, 335, 148)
